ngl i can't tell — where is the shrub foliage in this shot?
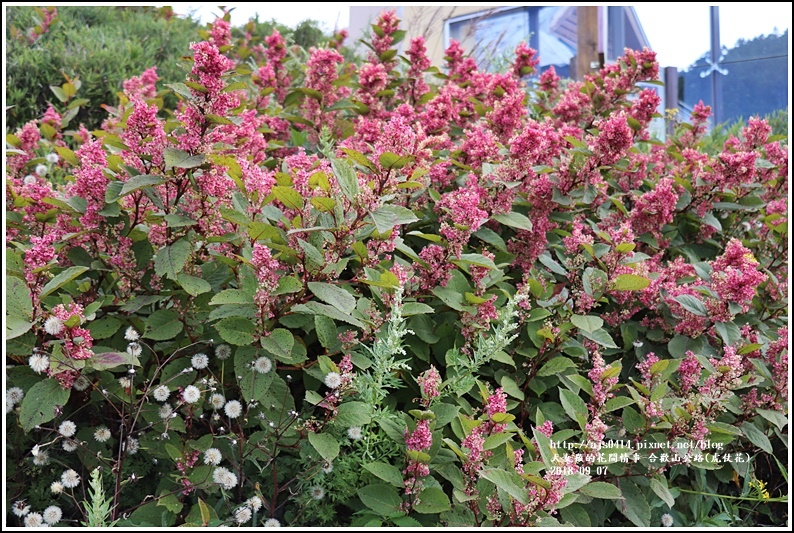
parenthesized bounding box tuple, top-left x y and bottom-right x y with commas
(5, 9, 789, 528)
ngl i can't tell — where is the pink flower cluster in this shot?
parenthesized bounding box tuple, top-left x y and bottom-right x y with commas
(403, 419, 432, 494)
(122, 66, 159, 100)
(416, 365, 441, 407)
(435, 180, 488, 256)
(629, 177, 679, 239)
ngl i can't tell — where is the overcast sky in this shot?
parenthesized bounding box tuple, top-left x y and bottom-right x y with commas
(172, 2, 790, 69)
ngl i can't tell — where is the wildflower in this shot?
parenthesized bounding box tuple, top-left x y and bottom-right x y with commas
(213, 466, 238, 490)
(247, 496, 263, 512)
(153, 385, 170, 402)
(347, 426, 363, 440)
(416, 366, 441, 406)
(224, 400, 242, 418)
(23, 175, 37, 185)
(210, 393, 226, 409)
(324, 372, 342, 389)
(43, 505, 62, 525)
(63, 439, 78, 452)
(35, 164, 48, 176)
(58, 420, 77, 438)
(94, 427, 111, 442)
(50, 481, 64, 494)
(127, 342, 142, 357)
(46, 153, 59, 164)
(661, 513, 674, 527)
(321, 461, 333, 474)
(124, 327, 140, 341)
(264, 518, 281, 527)
(33, 450, 49, 465)
(234, 506, 252, 524)
(25, 512, 44, 527)
(159, 404, 174, 419)
(204, 448, 222, 466)
(44, 316, 64, 336)
(124, 437, 140, 455)
(118, 377, 132, 390)
(7, 387, 25, 405)
(310, 485, 325, 500)
(182, 385, 201, 403)
(215, 344, 232, 360)
(73, 376, 91, 391)
(12, 501, 30, 517)
(254, 356, 272, 374)
(29, 353, 50, 374)
(191, 353, 209, 370)
(61, 469, 81, 488)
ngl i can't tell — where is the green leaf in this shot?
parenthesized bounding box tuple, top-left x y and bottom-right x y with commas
(164, 214, 197, 228)
(210, 289, 253, 305)
(378, 151, 414, 169)
(538, 252, 567, 276)
(336, 401, 372, 427)
(292, 302, 365, 328)
(401, 302, 434, 315)
(369, 205, 418, 233)
(581, 328, 619, 349)
(87, 317, 121, 340)
(673, 294, 708, 317)
(618, 480, 650, 527)
(492, 212, 533, 231)
(307, 282, 356, 314)
(314, 315, 337, 349)
(6, 276, 33, 339)
(740, 421, 773, 454)
(537, 357, 577, 377)
(559, 388, 588, 430)
(531, 426, 557, 468)
(164, 147, 205, 169)
(143, 309, 183, 341)
(176, 273, 211, 296)
(308, 431, 340, 462)
(90, 350, 140, 371)
(272, 185, 305, 210)
(611, 274, 651, 291)
(357, 484, 403, 517)
(414, 486, 451, 514)
(570, 314, 604, 333)
(120, 175, 166, 196)
(603, 396, 635, 413)
(260, 328, 295, 361)
(650, 477, 675, 508)
(756, 408, 788, 432)
(479, 468, 530, 504)
(39, 266, 89, 299)
(19, 379, 71, 432)
(331, 158, 360, 202)
(622, 406, 645, 434)
(579, 481, 622, 499)
(216, 317, 255, 346)
(154, 239, 191, 280)
(363, 462, 403, 488)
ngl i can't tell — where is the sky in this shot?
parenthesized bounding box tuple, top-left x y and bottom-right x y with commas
(174, 2, 791, 69)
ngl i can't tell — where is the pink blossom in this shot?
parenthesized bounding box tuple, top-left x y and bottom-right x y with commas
(209, 19, 231, 47)
(512, 42, 539, 78)
(404, 419, 432, 451)
(678, 352, 702, 392)
(630, 177, 679, 239)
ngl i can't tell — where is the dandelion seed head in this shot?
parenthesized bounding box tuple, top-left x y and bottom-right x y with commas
(44, 316, 64, 336)
(7, 386, 25, 404)
(324, 372, 342, 389)
(310, 485, 325, 500)
(210, 393, 226, 409)
(191, 353, 209, 369)
(182, 385, 201, 404)
(264, 518, 281, 527)
(234, 507, 252, 524)
(35, 164, 48, 176)
(61, 469, 80, 488)
(215, 344, 232, 360)
(29, 354, 50, 374)
(661, 513, 674, 527)
(25, 512, 44, 527)
(124, 326, 140, 341)
(204, 447, 222, 465)
(62, 439, 78, 452)
(224, 400, 242, 418)
(43, 505, 62, 525)
(46, 153, 59, 164)
(347, 426, 363, 440)
(58, 420, 77, 437)
(153, 385, 170, 402)
(94, 426, 111, 442)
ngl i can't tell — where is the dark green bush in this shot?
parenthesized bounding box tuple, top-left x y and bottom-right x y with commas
(5, 6, 201, 130)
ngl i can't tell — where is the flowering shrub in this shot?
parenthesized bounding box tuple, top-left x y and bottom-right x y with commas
(5, 10, 788, 528)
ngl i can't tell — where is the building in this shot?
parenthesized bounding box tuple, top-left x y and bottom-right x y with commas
(348, 6, 651, 79)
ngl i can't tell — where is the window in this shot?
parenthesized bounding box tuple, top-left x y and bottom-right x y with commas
(445, 6, 576, 76)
